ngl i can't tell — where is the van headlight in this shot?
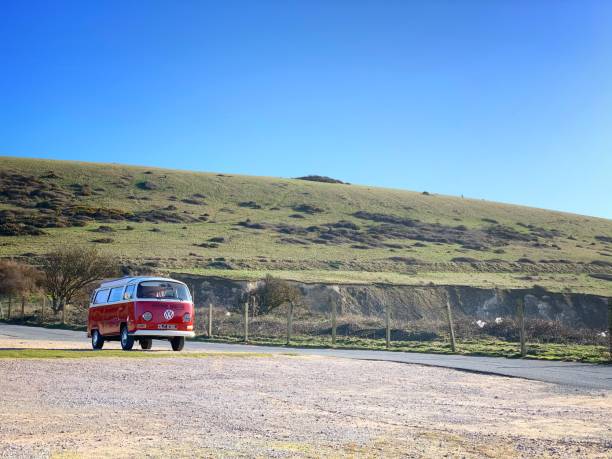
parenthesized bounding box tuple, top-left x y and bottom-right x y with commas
(183, 313, 191, 323)
(142, 312, 152, 321)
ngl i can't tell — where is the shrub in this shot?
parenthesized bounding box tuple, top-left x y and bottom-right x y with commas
(92, 238, 114, 243)
(0, 259, 41, 299)
(451, 257, 479, 263)
(295, 175, 346, 184)
(292, 204, 324, 214)
(517, 257, 536, 264)
(251, 275, 301, 315)
(136, 181, 158, 190)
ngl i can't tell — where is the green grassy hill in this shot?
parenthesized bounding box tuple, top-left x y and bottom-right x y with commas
(1, 156, 611, 295)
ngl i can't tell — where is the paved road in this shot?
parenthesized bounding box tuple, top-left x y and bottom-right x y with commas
(1, 324, 611, 390)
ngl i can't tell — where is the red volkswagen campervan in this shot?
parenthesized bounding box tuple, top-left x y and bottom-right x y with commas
(87, 276, 195, 351)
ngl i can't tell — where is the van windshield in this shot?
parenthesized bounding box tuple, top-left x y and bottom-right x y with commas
(137, 281, 191, 301)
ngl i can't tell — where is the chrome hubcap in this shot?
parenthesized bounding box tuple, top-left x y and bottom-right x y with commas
(121, 329, 127, 345)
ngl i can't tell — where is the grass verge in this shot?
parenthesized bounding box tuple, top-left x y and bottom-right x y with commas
(2, 321, 608, 363)
(0, 349, 271, 359)
(195, 334, 611, 364)
(0, 318, 86, 331)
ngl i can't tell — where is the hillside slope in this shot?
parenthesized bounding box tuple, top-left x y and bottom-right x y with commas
(1, 156, 611, 295)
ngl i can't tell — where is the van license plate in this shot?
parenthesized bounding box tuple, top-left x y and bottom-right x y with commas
(158, 324, 177, 330)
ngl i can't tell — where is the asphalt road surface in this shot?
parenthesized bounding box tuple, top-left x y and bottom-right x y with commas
(1, 323, 610, 390)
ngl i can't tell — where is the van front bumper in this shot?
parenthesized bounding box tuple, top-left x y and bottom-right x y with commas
(130, 330, 195, 338)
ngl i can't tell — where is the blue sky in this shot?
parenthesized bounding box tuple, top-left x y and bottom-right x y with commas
(1, 1, 611, 219)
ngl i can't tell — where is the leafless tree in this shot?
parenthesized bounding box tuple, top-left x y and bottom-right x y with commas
(0, 259, 42, 321)
(39, 247, 119, 323)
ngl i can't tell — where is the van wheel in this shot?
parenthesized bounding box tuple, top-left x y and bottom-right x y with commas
(170, 337, 184, 352)
(139, 338, 152, 350)
(120, 325, 134, 351)
(91, 330, 104, 350)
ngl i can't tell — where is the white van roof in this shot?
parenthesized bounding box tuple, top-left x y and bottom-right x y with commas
(98, 276, 187, 289)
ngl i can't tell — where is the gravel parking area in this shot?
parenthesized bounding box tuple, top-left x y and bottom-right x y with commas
(0, 352, 611, 458)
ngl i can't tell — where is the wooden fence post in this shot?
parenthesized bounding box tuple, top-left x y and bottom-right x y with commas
(445, 300, 457, 353)
(331, 299, 337, 347)
(208, 303, 213, 338)
(286, 302, 294, 345)
(7, 296, 12, 320)
(517, 297, 526, 357)
(385, 303, 391, 350)
(202, 304, 207, 336)
(20, 297, 25, 323)
(243, 300, 249, 343)
(608, 297, 611, 361)
(41, 296, 46, 323)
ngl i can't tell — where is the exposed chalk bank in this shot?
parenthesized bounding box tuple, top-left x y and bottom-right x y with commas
(173, 274, 608, 329)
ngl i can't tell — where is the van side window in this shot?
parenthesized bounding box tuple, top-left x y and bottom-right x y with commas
(124, 284, 135, 300)
(94, 289, 110, 304)
(108, 287, 124, 303)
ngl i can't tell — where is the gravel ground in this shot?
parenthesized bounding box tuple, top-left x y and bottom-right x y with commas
(0, 352, 611, 458)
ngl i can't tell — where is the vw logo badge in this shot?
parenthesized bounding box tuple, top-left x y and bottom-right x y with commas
(163, 309, 175, 320)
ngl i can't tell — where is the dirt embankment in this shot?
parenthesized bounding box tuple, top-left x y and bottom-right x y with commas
(174, 275, 609, 329)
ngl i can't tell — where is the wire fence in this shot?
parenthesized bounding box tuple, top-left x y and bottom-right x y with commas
(202, 297, 611, 362)
(1, 294, 610, 362)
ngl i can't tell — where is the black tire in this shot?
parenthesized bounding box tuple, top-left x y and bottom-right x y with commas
(170, 337, 185, 352)
(91, 330, 104, 350)
(139, 338, 153, 350)
(120, 325, 134, 351)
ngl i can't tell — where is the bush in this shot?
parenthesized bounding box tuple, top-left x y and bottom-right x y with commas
(136, 181, 157, 190)
(0, 260, 41, 298)
(451, 257, 479, 263)
(295, 175, 346, 184)
(251, 275, 301, 315)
